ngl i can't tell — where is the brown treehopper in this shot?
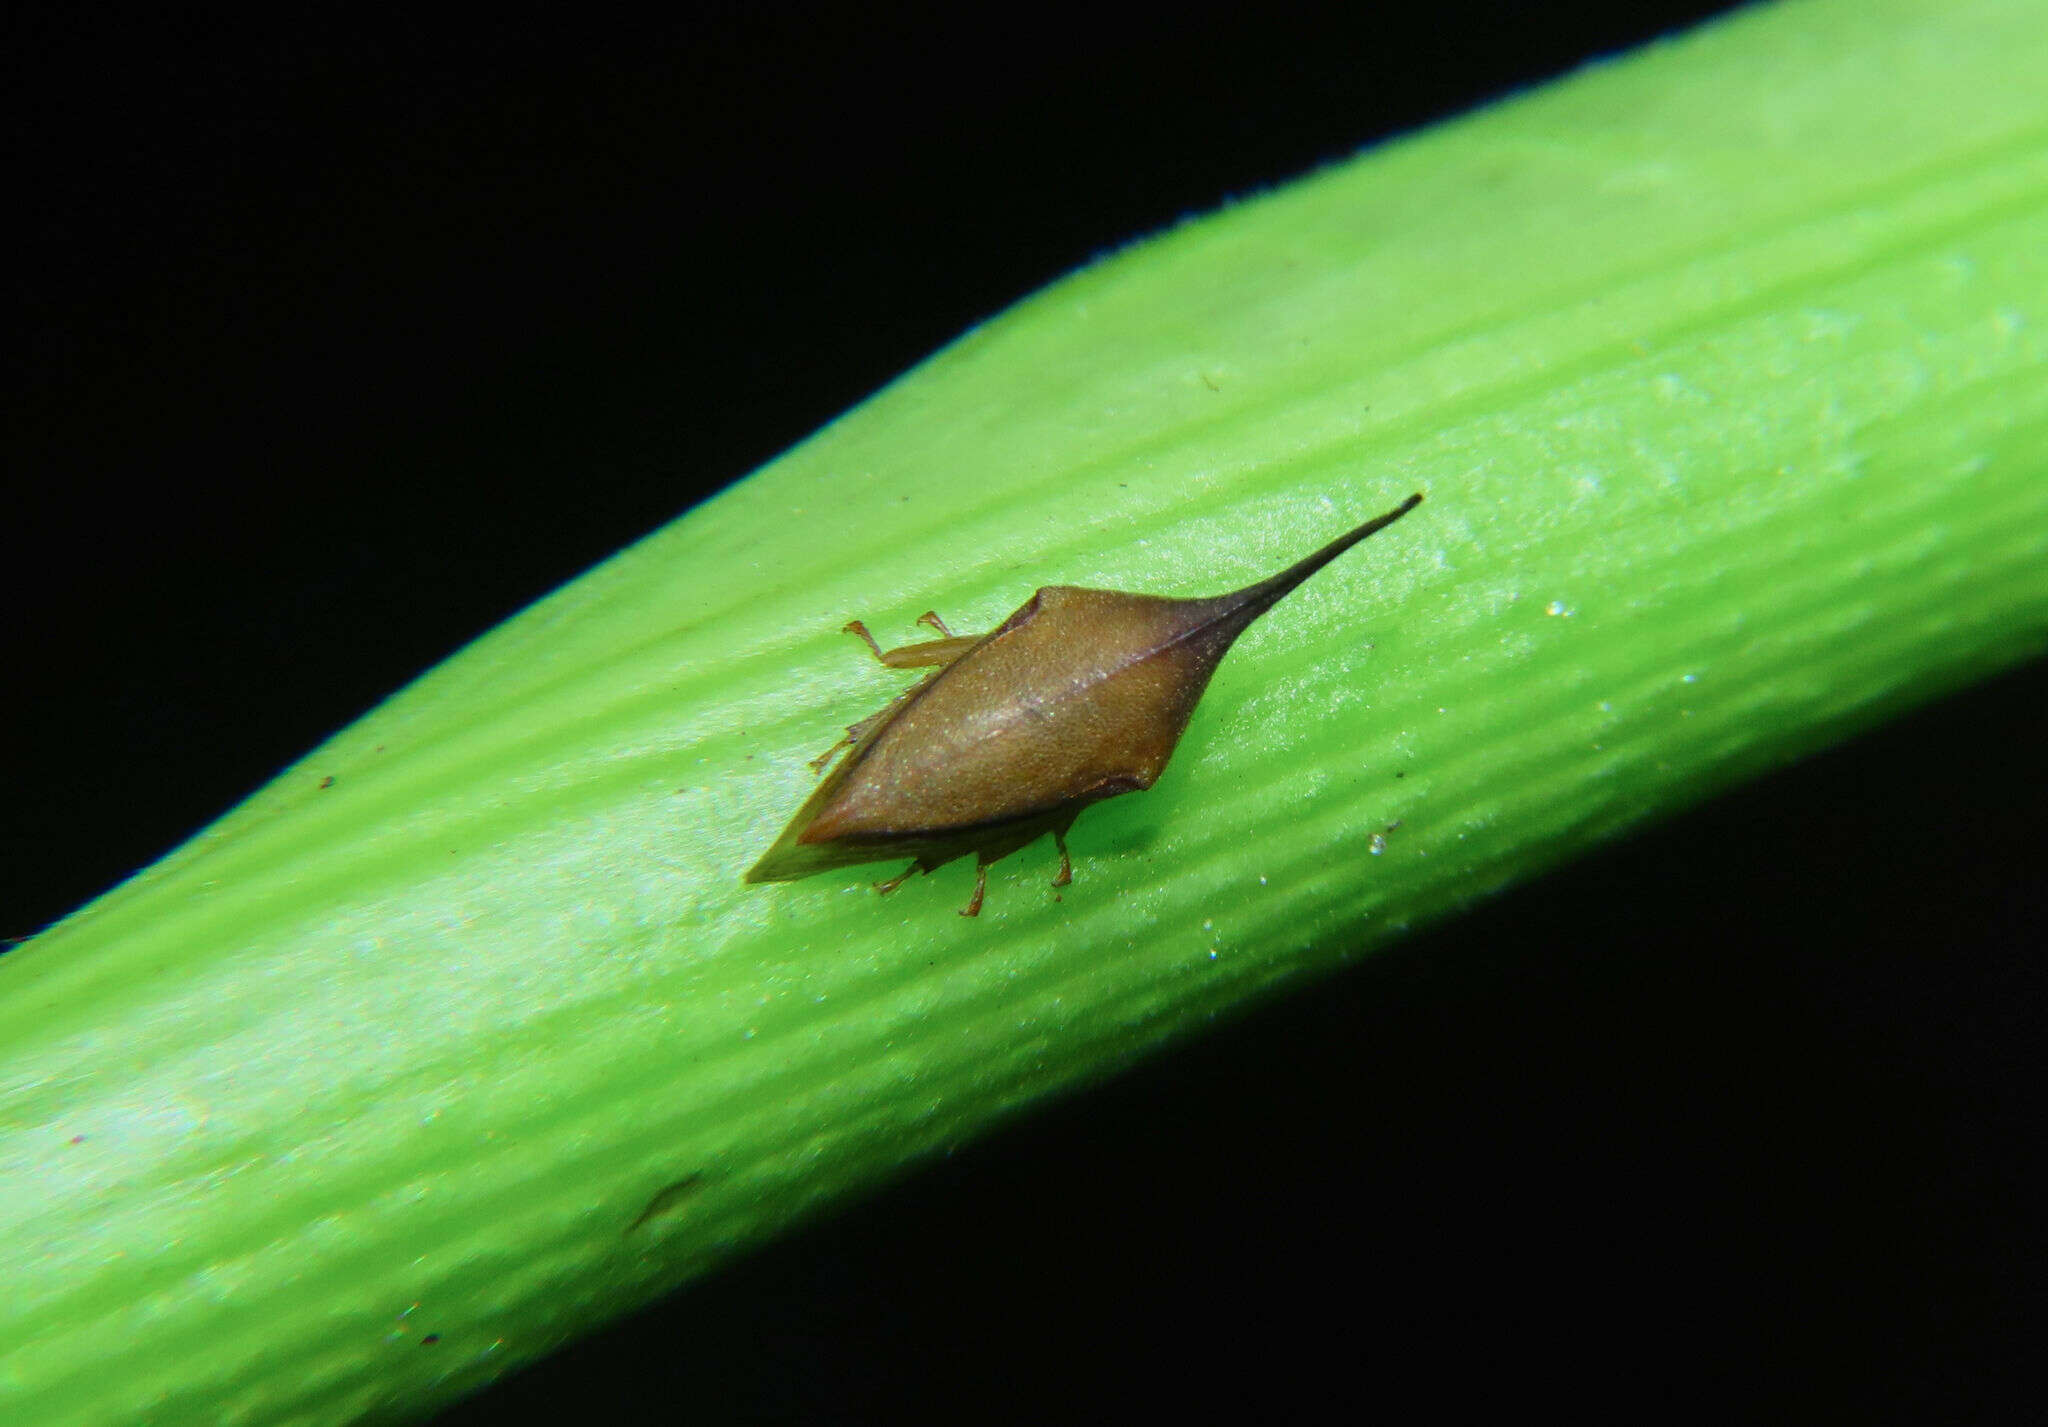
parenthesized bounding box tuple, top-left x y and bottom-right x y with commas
(747, 492, 1424, 914)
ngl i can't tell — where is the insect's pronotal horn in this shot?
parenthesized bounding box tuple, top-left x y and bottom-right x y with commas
(1229, 491, 1424, 616)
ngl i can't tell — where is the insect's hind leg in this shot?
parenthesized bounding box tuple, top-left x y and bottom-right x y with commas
(1050, 827, 1073, 889)
(876, 851, 955, 898)
(959, 858, 990, 918)
(874, 862, 921, 896)
(808, 708, 893, 775)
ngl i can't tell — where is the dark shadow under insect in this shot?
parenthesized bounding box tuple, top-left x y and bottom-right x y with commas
(745, 493, 1423, 915)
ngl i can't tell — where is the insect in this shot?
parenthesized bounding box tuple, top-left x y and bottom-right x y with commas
(745, 492, 1423, 915)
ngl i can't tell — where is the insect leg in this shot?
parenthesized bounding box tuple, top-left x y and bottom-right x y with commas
(807, 708, 893, 775)
(1050, 827, 1073, 889)
(842, 618, 978, 669)
(841, 619, 889, 660)
(915, 610, 954, 637)
(874, 862, 920, 896)
(959, 858, 990, 917)
(807, 737, 851, 775)
(876, 634, 980, 669)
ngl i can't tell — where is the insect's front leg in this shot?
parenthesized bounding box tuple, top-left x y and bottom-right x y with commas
(842, 618, 979, 670)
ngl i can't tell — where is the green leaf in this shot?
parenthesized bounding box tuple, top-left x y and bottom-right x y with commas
(5, 0, 2046, 1421)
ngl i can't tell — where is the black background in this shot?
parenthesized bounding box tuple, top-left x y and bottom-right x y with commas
(7, 5, 2042, 1421)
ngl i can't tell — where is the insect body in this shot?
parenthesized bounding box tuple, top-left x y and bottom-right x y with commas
(746, 492, 1423, 915)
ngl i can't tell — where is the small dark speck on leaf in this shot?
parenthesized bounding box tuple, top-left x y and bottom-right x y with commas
(420, 1334, 441, 1346)
(318, 775, 334, 789)
(1395, 771, 1407, 778)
